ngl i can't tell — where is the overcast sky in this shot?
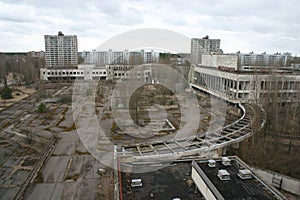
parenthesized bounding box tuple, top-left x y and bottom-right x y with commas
(0, 0, 299, 55)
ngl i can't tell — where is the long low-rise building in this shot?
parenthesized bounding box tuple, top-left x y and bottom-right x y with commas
(40, 64, 152, 81)
(40, 64, 107, 80)
(191, 65, 300, 103)
(192, 156, 287, 200)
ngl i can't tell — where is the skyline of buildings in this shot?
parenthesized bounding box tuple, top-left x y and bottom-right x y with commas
(2, 31, 299, 68)
(40, 32, 300, 103)
(41, 31, 300, 70)
(1, 30, 299, 104)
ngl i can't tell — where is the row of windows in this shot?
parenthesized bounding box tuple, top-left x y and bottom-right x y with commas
(194, 71, 300, 93)
(92, 71, 106, 75)
(44, 71, 84, 75)
(114, 72, 141, 77)
(43, 71, 107, 76)
(260, 81, 300, 90)
(109, 66, 134, 70)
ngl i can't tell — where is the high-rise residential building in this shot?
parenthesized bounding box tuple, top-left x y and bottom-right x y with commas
(191, 36, 221, 64)
(84, 50, 110, 66)
(238, 52, 289, 67)
(44, 31, 78, 68)
(82, 49, 159, 66)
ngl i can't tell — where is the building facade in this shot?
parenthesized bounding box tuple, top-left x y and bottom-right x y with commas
(191, 36, 221, 64)
(191, 65, 300, 103)
(201, 54, 239, 70)
(81, 49, 159, 67)
(40, 64, 153, 81)
(44, 31, 78, 68)
(40, 64, 107, 81)
(27, 51, 45, 58)
(199, 52, 291, 72)
(239, 52, 289, 66)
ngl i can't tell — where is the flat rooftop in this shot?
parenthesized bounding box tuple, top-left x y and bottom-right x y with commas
(121, 162, 203, 200)
(192, 157, 285, 200)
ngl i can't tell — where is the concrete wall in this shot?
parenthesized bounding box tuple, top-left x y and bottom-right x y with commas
(254, 169, 300, 196)
(201, 54, 239, 70)
(192, 167, 217, 200)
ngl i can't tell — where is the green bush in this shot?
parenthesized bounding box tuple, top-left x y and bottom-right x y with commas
(1, 84, 13, 99)
(37, 102, 47, 113)
(169, 99, 174, 105)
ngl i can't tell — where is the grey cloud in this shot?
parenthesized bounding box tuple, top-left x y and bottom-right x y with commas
(106, 7, 144, 26)
(0, 17, 32, 23)
(0, 0, 299, 54)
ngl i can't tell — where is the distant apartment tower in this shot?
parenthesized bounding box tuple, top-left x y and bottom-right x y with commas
(82, 49, 159, 66)
(44, 31, 78, 68)
(191, 36, 221, 64)
(238, 52, 289, 68)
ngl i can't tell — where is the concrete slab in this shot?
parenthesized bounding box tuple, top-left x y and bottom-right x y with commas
(0, 167, 13, 180)
(11, 169, 30, 185)
(49, 183, 64, 200)
(65, 155, 87, 179)
(52, 141, 75, 156)
(52, 134, 78, 156)
(0, 186, 20, 200)
(58, 109, 74, 128)
(42, 156, 70, 183)
(74, 141, 88, 154)
(3, 157, 22, 168)
(80, 156, 96, 179)
(26, 183, 56, 200)
(67, 178, 99, 200)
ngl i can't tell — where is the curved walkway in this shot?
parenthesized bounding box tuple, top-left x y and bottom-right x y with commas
(116, 103, 266, 162)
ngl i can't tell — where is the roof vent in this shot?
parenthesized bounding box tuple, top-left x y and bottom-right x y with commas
(217, 170, 230, 181)
(131, 179, 142, 187)
(58, 31, 64, 36)
(238, 169, 252, 180)
(222, 157, 231, 166)
(208, 159, 216, 168)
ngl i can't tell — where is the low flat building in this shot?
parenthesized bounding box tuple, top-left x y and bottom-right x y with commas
(40, 64, 152, 81)
(192, 156, 287, 200)
(191, 66, 300, 103)
(40, 64, 106, 81)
